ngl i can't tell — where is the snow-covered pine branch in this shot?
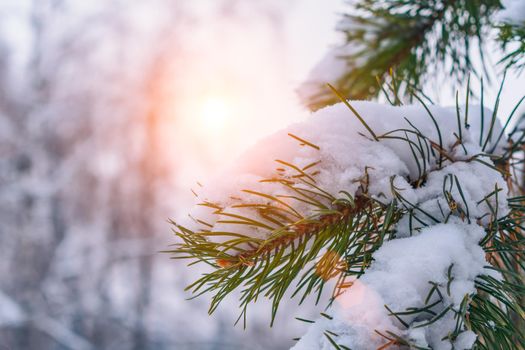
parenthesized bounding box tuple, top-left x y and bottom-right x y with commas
(170, 96, 524, 349)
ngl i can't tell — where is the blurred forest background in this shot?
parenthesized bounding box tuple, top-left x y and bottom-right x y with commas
(0, 0, 344, 349)
(0, 0, 522, 349)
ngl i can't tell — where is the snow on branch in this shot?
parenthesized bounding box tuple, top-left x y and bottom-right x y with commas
(498, 0, 525, 26)
(170, 95, 523, 349)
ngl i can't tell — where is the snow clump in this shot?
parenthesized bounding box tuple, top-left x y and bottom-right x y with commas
(185, 100, 508, 349)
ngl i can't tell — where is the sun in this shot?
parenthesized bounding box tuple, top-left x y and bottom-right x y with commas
(198, 96, 232, 131)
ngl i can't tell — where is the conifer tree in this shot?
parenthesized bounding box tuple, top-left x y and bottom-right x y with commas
(168, 1, 525, 349)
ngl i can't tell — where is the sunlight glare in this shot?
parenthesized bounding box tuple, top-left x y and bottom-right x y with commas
(198, 96, 231, 131)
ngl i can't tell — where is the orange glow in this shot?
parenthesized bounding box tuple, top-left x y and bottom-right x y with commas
(337, 279, 367, 310)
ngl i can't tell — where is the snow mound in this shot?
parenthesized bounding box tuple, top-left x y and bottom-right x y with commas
(187, 101, 508, 238)
(292, 221, 485, 350)
(183, 100, 508, 350)
(498, 0, 525, 25)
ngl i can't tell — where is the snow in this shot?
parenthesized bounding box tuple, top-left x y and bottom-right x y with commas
(0, 291, 25, 327)
(292, 222, 485, 350)
(186, 101, 508, 238)
(183, 100, 509, 350)
(498, 0, 525, 25)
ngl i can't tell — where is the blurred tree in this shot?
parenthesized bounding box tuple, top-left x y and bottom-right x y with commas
(0, 0, 181, 348)
(0, 1, 308, 349)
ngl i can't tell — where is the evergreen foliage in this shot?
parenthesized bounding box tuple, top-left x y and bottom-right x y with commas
(304, 0, 524, 111)
(169, 80, 525, 348)
(498, 23, 525, 71)
(168, 1, 525, 349)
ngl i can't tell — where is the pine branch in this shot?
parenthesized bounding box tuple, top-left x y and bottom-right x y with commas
(498, 23, 525, 72)
(169, 81, 525, 348)
(169, 171, 403, 325)
(304, 0, 502, 110)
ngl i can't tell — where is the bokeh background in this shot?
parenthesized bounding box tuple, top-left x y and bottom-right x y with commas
(0, 1, 522, 349)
